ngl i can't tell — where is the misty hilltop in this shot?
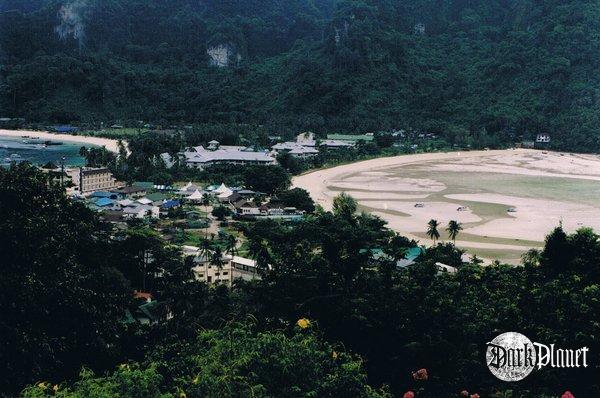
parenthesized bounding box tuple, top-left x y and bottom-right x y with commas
(1, 0, 600, 150)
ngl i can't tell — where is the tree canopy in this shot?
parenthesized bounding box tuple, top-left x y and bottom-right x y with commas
(2, 0, 600, 150)
(0, 164, 130, 392)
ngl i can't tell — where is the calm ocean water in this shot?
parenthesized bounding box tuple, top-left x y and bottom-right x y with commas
(0, 136, 88, 167)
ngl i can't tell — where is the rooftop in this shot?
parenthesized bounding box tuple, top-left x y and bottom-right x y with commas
(327, 134, 374, 142)
(177, 146, 275, 164)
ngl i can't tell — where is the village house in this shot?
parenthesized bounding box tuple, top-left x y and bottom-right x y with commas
(233, 199, 304, 220)
(124, 300, 172, 326)
(535, 133, 551, 148)
(99, 210, 126, 224)
(536, 133, 551, 143)
(122, 204, 160, 219)
(113, 185, 148, 198)
(235, 200, 262, 216)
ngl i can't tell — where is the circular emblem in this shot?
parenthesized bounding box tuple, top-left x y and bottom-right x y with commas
(486, 332, 536, 381)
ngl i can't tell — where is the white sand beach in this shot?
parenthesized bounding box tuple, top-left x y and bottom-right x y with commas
(293, 149, 600, 263)
(0, 129, 126, 153)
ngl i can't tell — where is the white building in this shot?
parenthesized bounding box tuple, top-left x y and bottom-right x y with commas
(536, 133, 551, 143)
(65, 167, 121, 195)
(271, 142, 320, 158)
(319, 139, 354, 149)
(122, 204, 160, 219)
(185, 248, 260, 285)
(271, 132, 353, 158)
(161, 141, 275, 170)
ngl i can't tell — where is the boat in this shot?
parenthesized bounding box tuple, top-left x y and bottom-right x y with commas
(43, 140, 63, 146)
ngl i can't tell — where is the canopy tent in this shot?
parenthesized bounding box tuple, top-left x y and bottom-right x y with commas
(217, 188, 234, 200)
(187, 189, 205, 202)
(179, 181, 200, 195)
(214, 183, 230, 194)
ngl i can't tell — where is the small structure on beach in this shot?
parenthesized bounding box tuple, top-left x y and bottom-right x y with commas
(535, 133, 551, 148)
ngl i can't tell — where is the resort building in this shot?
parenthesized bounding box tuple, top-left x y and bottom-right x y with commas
(271, 142, 320, 158)
(271, 132, 353, 158)
(187, 250, 260, 286)
(319, 139, 354, 149)
(160, 141, 275, 170)
(66, 167, 121, 195)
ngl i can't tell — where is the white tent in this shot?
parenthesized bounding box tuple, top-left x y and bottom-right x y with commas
(214, 183, 230, 195)
(217, 188, 234, 200)
(179, 181, 200, 195)
(187, 189, 205, 202)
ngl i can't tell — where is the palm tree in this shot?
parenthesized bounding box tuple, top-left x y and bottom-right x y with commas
(226, 234, 238, 257)
(386, 234, 409, 262)
(446, 220, 463, 244)
(426, 219, 440, 244)
(248, 237, 270, 272)
(200, 238, 212, 263)
(210, 247, 225, 270)
(202, 193, 211, 238)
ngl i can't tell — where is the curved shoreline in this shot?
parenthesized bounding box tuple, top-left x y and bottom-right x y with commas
(292, 148, 600, 263)
(292, 149, 538, 211)
(0, 129, 126, 153)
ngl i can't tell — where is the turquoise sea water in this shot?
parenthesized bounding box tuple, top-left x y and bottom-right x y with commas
(0, 136, 88, 167)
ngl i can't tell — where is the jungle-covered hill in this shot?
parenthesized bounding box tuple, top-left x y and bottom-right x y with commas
(1, 0, 600, 150)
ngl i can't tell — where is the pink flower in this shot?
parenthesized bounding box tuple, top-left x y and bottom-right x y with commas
(470, 394, 480, 398)
(412, 368, 428, 381)
(403, 391, 415, 398)
(562, 392, 575, 398)
(459, 391, 469, 397)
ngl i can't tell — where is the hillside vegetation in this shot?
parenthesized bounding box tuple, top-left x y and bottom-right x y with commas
(1, 0, 600, 150)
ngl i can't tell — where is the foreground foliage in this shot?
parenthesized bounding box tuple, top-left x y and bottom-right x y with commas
(23, 323, 387, 398)
(2, 165, 599, 397)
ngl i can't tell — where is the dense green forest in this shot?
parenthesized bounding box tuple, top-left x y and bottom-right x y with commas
(1, 0, 600, 150)
(2, 164, 599, 397)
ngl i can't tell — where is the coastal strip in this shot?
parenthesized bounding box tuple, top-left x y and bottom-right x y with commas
(0, 129, 127, 154)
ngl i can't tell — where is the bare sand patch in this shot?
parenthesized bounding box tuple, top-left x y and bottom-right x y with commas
(445, 193, 600, 241)
(329, 177, 446, 193)
(367, 200, 482, 228)
(340, 192, 430, 200)
(293, 149, 600, 262)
